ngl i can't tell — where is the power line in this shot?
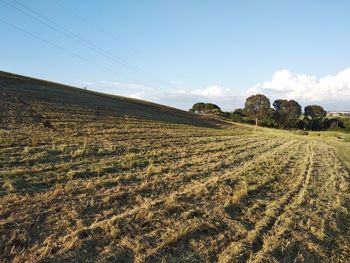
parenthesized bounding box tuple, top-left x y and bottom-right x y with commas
(2, 0, 176, 89)
(50, 0, 140, 54)
(0, 17, 144, 84)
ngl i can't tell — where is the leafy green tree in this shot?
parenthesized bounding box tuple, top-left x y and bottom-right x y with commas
(233, 108, 245, 116)
(304, 105, 327, 119)
(204, 103, 221, 114)
(304, 105, 327, 130)
(325, 118, 345, 130)
(244, 94, 271, 126)
(189, 102, 206, 113)
(189, 102, 222, 115)
(273, 99, 302, 128)
(262, 108, 278, 127)
(229, 108, 246, 123)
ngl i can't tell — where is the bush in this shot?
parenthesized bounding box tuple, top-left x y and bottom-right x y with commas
(189, 102, 222, 115)
(294, 130, 309, 136)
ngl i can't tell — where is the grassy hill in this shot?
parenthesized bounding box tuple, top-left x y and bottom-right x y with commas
(0, 70, 223, 129)
(0, 71, 349, 262)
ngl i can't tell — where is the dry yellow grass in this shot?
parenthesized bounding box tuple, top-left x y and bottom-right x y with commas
(1, 72, 350, 262)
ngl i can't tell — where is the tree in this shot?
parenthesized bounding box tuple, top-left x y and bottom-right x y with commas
(233, 108, 245, 116)
(304, 105, 327, 119)
(262, 108, 278, 127)
(244, 94, 271, 126)
(204, 103, 221, 113)
(325, 118, 345, 130)
(229, 108, 246, 123)
(189, 102, 206, 113)
(273, 99, 302, 128)
(189, 102, 222, 115)
(304, 105, 327, 130)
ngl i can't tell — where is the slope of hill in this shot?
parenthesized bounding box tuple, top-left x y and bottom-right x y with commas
(0, 71, 222, 129)
(0, 71, 349, 263)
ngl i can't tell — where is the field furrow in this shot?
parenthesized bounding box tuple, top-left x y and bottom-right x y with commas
(1, 100, 349, 263)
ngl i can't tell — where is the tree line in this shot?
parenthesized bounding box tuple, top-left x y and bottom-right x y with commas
(189, 94, 349, 131)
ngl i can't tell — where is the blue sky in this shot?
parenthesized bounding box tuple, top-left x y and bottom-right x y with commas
(1, 0, 350, 110)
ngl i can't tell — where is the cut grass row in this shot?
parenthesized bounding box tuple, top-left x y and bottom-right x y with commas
(1, 120, 349, 262)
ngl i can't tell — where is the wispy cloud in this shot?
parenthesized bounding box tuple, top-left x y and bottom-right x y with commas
(127, 91, 145, 100)
(100, 80, 153, 90)
(154, 85, 246, 111)
(76, 68, 350, 112)
(177, 85, 233, 98)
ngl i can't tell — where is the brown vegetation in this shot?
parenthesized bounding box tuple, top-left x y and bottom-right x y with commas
(1, 72, 349, 262)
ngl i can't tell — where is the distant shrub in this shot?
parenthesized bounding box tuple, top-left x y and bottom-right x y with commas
(189, 102, 222, 115)
(294, 130, 309, 136)
(227, 108, 246, 123)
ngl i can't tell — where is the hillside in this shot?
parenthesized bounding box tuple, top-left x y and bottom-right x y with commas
(0, 71, 222, 129)
(0, 72, 350, 262)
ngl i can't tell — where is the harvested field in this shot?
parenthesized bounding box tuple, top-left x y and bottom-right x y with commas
(1, 72, 350, 262)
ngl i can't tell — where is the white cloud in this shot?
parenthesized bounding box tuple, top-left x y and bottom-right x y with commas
(248, 68, 350, 102)
(100, 80, 152, 90)
(192, 85, 231, 97)
(127, 91, 145, 100)
(156, 85, 246, 111)
(176, 85, 232, 98)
